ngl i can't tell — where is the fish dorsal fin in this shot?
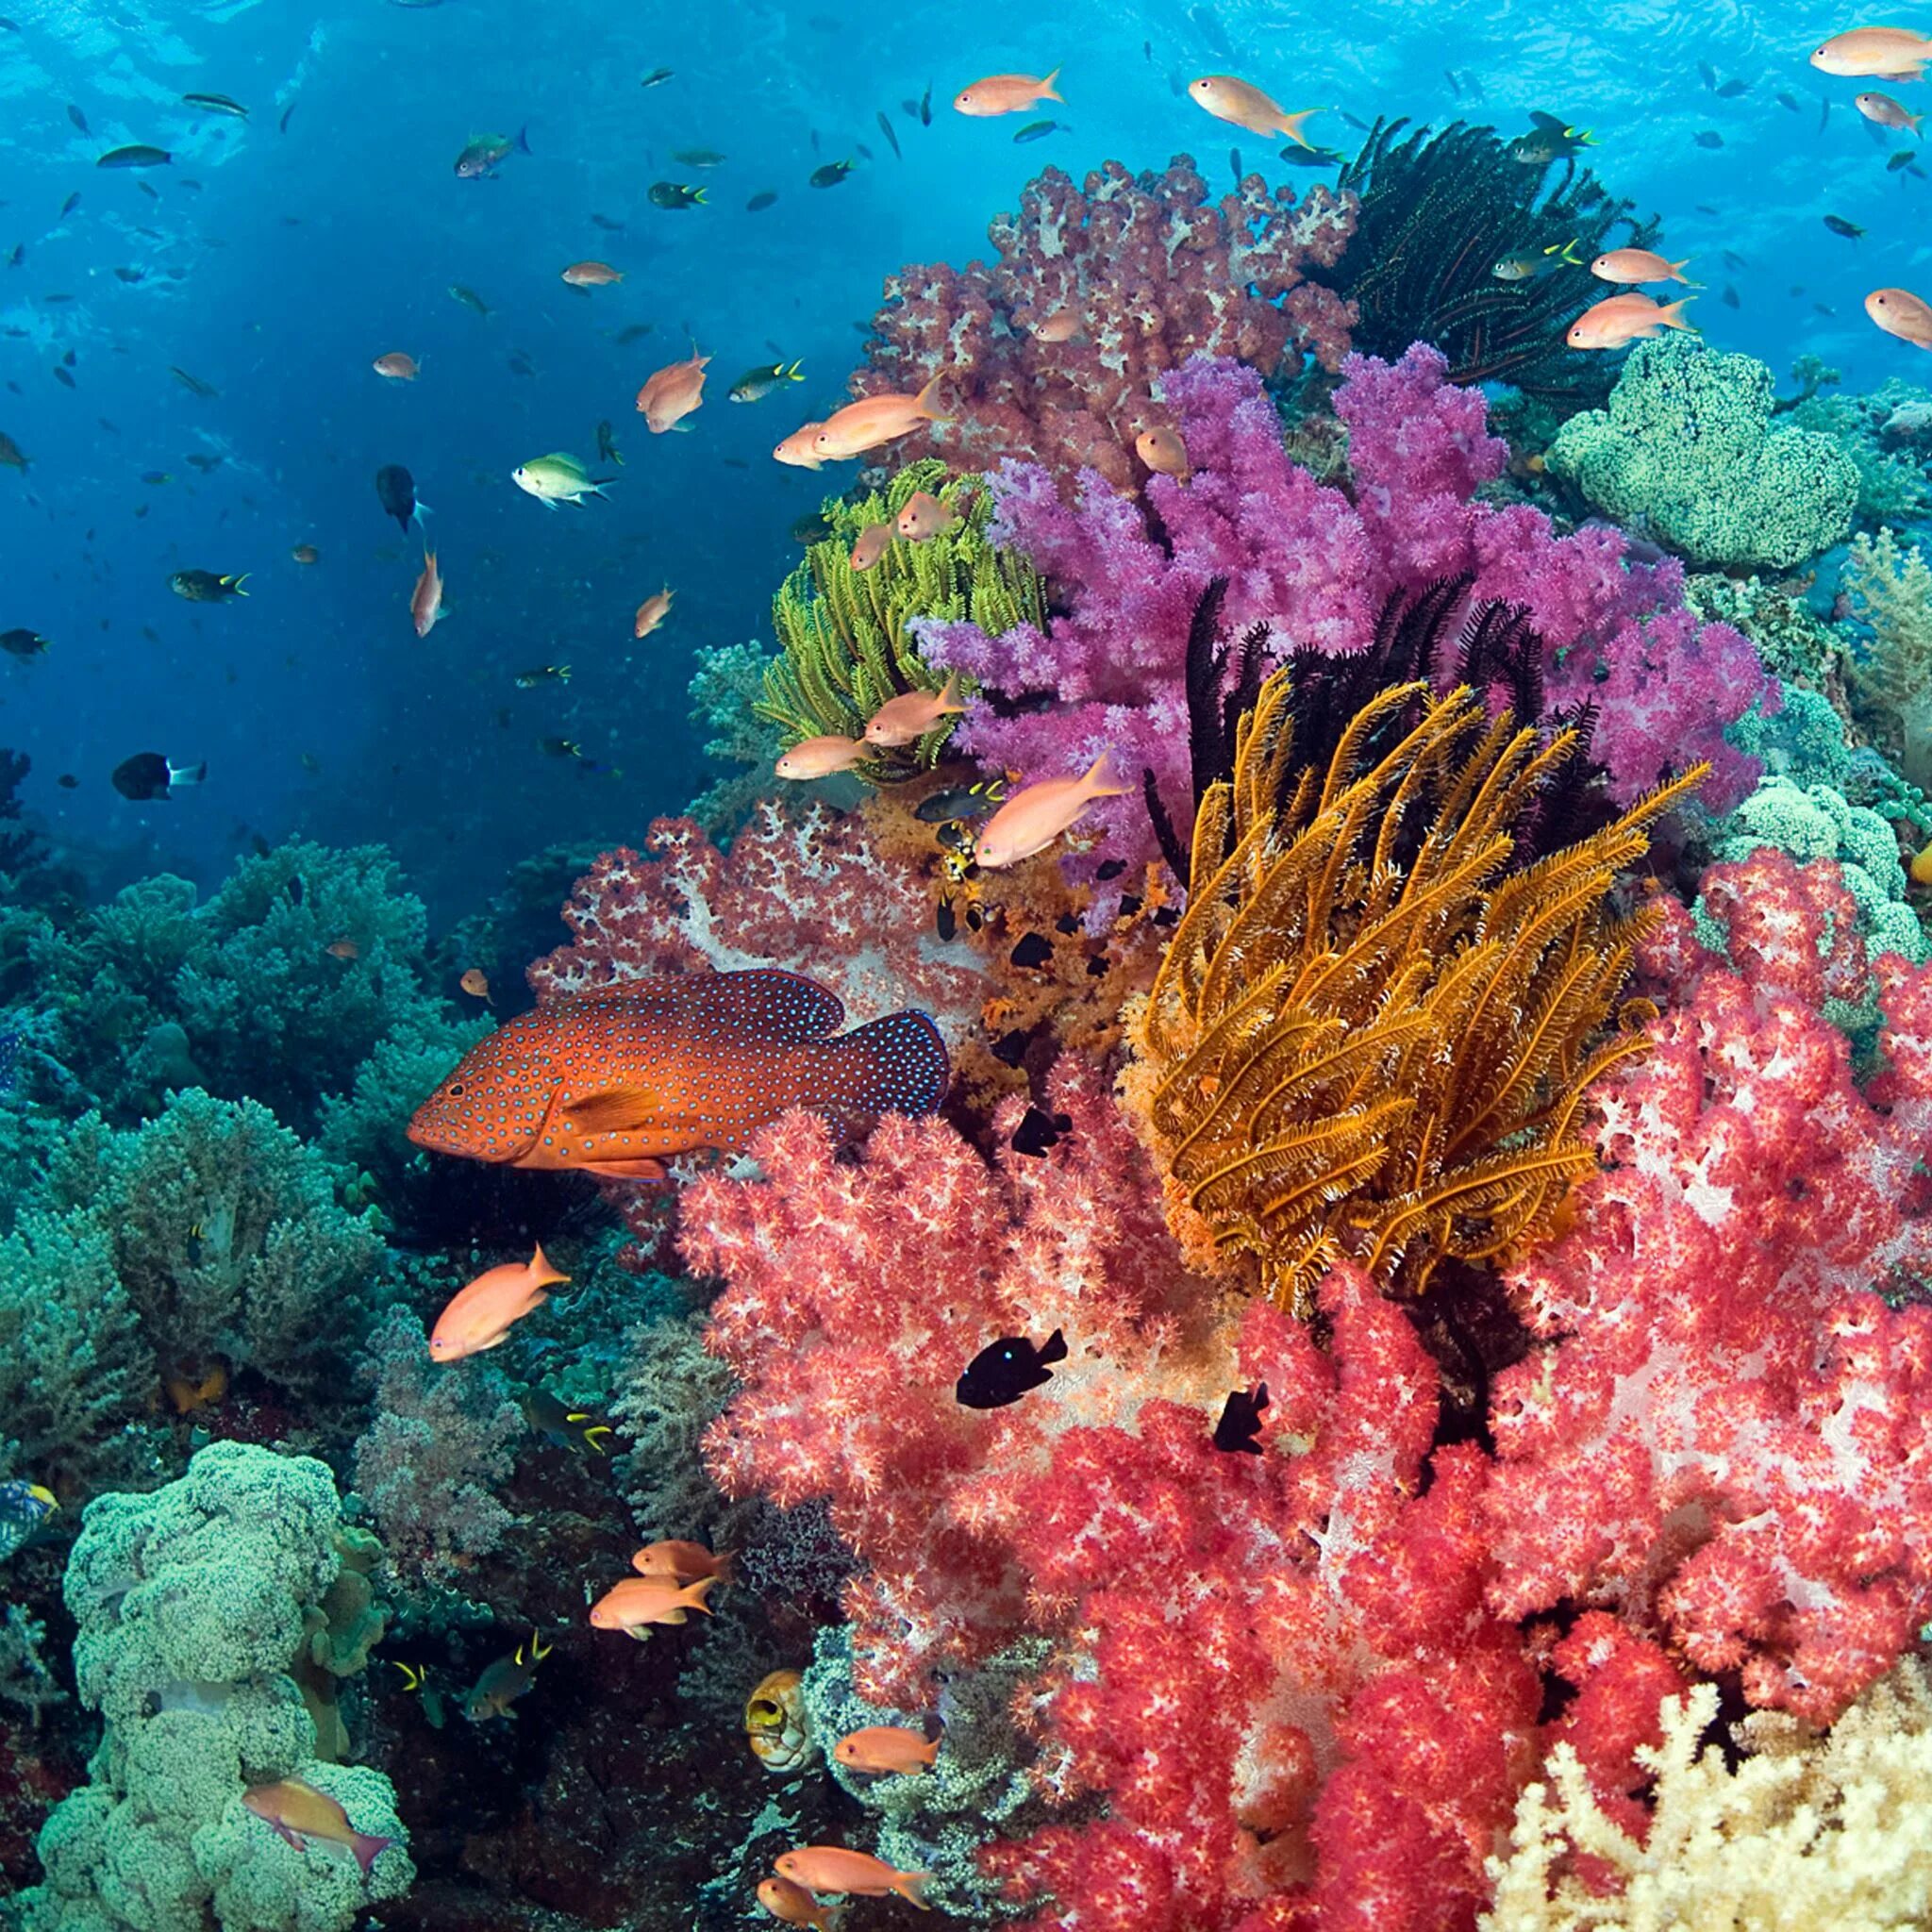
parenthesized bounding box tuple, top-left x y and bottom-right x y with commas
(559, 1085, 659, 1133)
(673, 968, 846, 1041)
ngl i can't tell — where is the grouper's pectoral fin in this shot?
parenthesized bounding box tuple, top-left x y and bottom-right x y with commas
(558, 1084, 659, 1134)
(582, 1157, 670, 1182)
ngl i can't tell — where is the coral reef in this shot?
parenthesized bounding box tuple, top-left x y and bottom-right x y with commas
(1547, 339, 1860, 570)
(21, 1441, 411, 1932)
(1483, 1660, 1932, 1929)
(856, 156, 1357, 491)
(1487, 853, 1932, 1721)
(685, 638, 784, 834)
(1788, 370, 1932, 527)
(1315, 117, 1657, 402)
(757, 460, 1043, 773)
(923, 350, 1771, 914)
(1121, 665, 1699, 1311)
(1844, 524, 1932, 792)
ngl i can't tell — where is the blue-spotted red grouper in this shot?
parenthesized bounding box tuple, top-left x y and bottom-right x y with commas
(408, 967, 948, 1179)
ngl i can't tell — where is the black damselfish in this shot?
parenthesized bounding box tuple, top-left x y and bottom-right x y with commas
(956, 1328, 1066, 1409)
(1212, 1384, 1270, 1454)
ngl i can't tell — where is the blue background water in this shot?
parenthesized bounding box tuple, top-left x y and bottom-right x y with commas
(1, 0, 1925, 921)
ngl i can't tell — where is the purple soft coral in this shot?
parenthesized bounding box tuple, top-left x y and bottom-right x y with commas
(922, 346, 1774, 916)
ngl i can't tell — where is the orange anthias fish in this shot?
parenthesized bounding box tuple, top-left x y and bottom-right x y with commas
(775, 735, 869, 779)
(954, 67, 1061, 116)
(1868, 287, 1932, 347)
(833, 1725, 941, 1774)
(774, 1846, 930, 1908)
(1565, 292, 1696, 350)
(1188, 75, 1324, 146)
(637, 349, 709, 432)
(758, 1874, 844, 1929)
(242, 1780, 395, 1875)
(459, 967, 492, 1003)
(373, 351, 419, 380)
(588, 1573, 717, 1635)
(561, 259, 624, 287)
(865, 673, 966, 747)
(774, 422, 826, 468)
(632, 1540, 734, 1582)
(1135, 425, 1190, 481)
(895, 491, 958, 541)
(1811, 25, 1932, 77)
(634, 586, 675, 638)
(1028, 307, 1086, 342)
(1590, 249, 1694, 286)
(428, 1244, 570, 1360)
(850, 523, 894, 571)
(812, 375, 950, 461)
(974, 753, 1126, 869)
(411, 548, 445, 637)
(408, 968, 950, 1180)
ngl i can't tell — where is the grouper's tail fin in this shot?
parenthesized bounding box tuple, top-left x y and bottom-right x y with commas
(789, 1010, 950, 1121)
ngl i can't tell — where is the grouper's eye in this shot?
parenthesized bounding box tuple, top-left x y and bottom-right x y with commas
(447, 1082, 465, 1097)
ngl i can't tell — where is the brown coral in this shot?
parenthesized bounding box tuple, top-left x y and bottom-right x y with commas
(1121, 670, 1702, 1313)
(855, 155, 1357, 492)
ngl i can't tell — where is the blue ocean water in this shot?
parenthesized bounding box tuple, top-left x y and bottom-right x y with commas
(1, 0, 1924, 916)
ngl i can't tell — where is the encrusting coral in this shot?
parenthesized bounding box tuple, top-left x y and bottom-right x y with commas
(1481, 1658, 1932, 1930)
(1845, 524, 1932, 792)
(757, 459, 1043, 774)
(1122, 665, 1702, 1313)
(1548, 338, 1860, 570)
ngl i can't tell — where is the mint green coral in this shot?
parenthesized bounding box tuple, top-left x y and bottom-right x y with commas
(1548, 338, 1858, 570)
(21, 1441, 411, 1932)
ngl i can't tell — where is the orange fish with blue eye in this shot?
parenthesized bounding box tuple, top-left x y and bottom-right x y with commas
(408, 968, 949, 1180)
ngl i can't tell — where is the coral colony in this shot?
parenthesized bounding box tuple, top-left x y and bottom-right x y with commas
(10, 124, 1932, 1932)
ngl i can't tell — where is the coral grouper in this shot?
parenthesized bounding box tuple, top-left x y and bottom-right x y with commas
(409, 967, 948, 1178)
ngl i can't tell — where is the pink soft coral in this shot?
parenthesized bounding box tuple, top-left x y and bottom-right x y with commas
(1485, 855, 1932, 1723)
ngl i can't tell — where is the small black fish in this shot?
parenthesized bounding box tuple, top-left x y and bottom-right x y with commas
(1229, 145, 1241, 182)
(97, 144, 171, 169)
(52, 365, 74, 388)
(876, 110, 901, 158)
(745, 189, 777, 211)
(1009, 932, 1054, 972)
(1820, 97, 1832, 133)
(913, 778, 1005, 823)
(901, 97, 921, 118)
(1094, 858, 1127, 880)
(1722, 282, 1740, 308)
(375, 464, 425, 532)
(640, 66, 674, 88)
(935, 895, 958, 942)
(112, 751, 205, 800)
(287, 873, 304, 905)
(1012, 119, 1058, 143)
(1212, 1384, 1270, 1454)
(1715, 77, 1749, 97)
(59, 192, 79, 216)
(920, 82, 932, 125)
(1189, 1, 1233, 58)
(1445, 68, 1461, 97)
(0, 627, 48, 657)
(1721, 248, 1747, 270)
(591, 211, 625, 230)
(1824, 213, 1864, 238)
(1890, 149, 1917, 173)
(1697, 58, 1717, 89)
(57, 773, 76, 788)
(595, 420, 624, 465)
(957, 1328, 1067, 1409)
(1278, 144, 1342, 168)
(649, 180, 705, 208)
(279, 102, 296, 134)
(169, 569, 248, 602)
(1692, 130, 1724, 148)
(1777, 90, 1800, 111)
(1011, 1106, 1074, 1158)
(170, 364, 217, 396)
(67, 103, 88, 133)
(809, 158, 854, 188)
(1694, 203, 1721, 215)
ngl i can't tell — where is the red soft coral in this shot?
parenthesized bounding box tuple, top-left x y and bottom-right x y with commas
(1486, 862, 1932, 1722)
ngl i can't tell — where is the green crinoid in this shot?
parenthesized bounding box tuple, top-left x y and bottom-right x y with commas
(758, 459, 1045, 779)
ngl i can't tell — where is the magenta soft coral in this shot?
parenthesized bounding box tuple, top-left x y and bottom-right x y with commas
(922, 347, 1773, 917)
(1486, 854, 1932, 1723)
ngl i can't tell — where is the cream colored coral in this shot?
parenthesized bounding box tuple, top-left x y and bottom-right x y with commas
(1481, 1658, 1932, 1931)
(1848, 526, 1932, 791)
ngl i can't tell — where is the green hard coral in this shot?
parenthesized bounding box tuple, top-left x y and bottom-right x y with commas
(758, 459, 1045, 775)
(21, 1442, 411, 1932)
(1548, 337, 1858, 570)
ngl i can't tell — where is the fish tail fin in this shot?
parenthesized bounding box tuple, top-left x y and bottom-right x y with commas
(1039, 1327, 1069, 1365)
(1080, 752, 1128, 798)
(693, 185, 708, 204)
(1659, 297, 1698, 332)
(711, 1550, 736, 1585)
(1039, 67, 1062, 101)
(808, 1008, 950, 1118)
(516, 123, 532, 155)
(685, 1574, 718, 1615)
(225, 573, 250, 594)
(350, 1830, 395, 1877)
(413, 498, 433, 522)
(1277, 107, 1322, 148)
(1557, 237, 1586, 265)
(912, 370, 952, 421)
(935, 670, 965, 713)
(169, 760, 208, 788)
(528, 1242, 572, 1291)
(893, 1872, 934, 1910)
(786, 358, 804, 377)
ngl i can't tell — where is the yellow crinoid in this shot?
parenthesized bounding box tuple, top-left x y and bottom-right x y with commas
(1121, 670, 1704, 1315)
